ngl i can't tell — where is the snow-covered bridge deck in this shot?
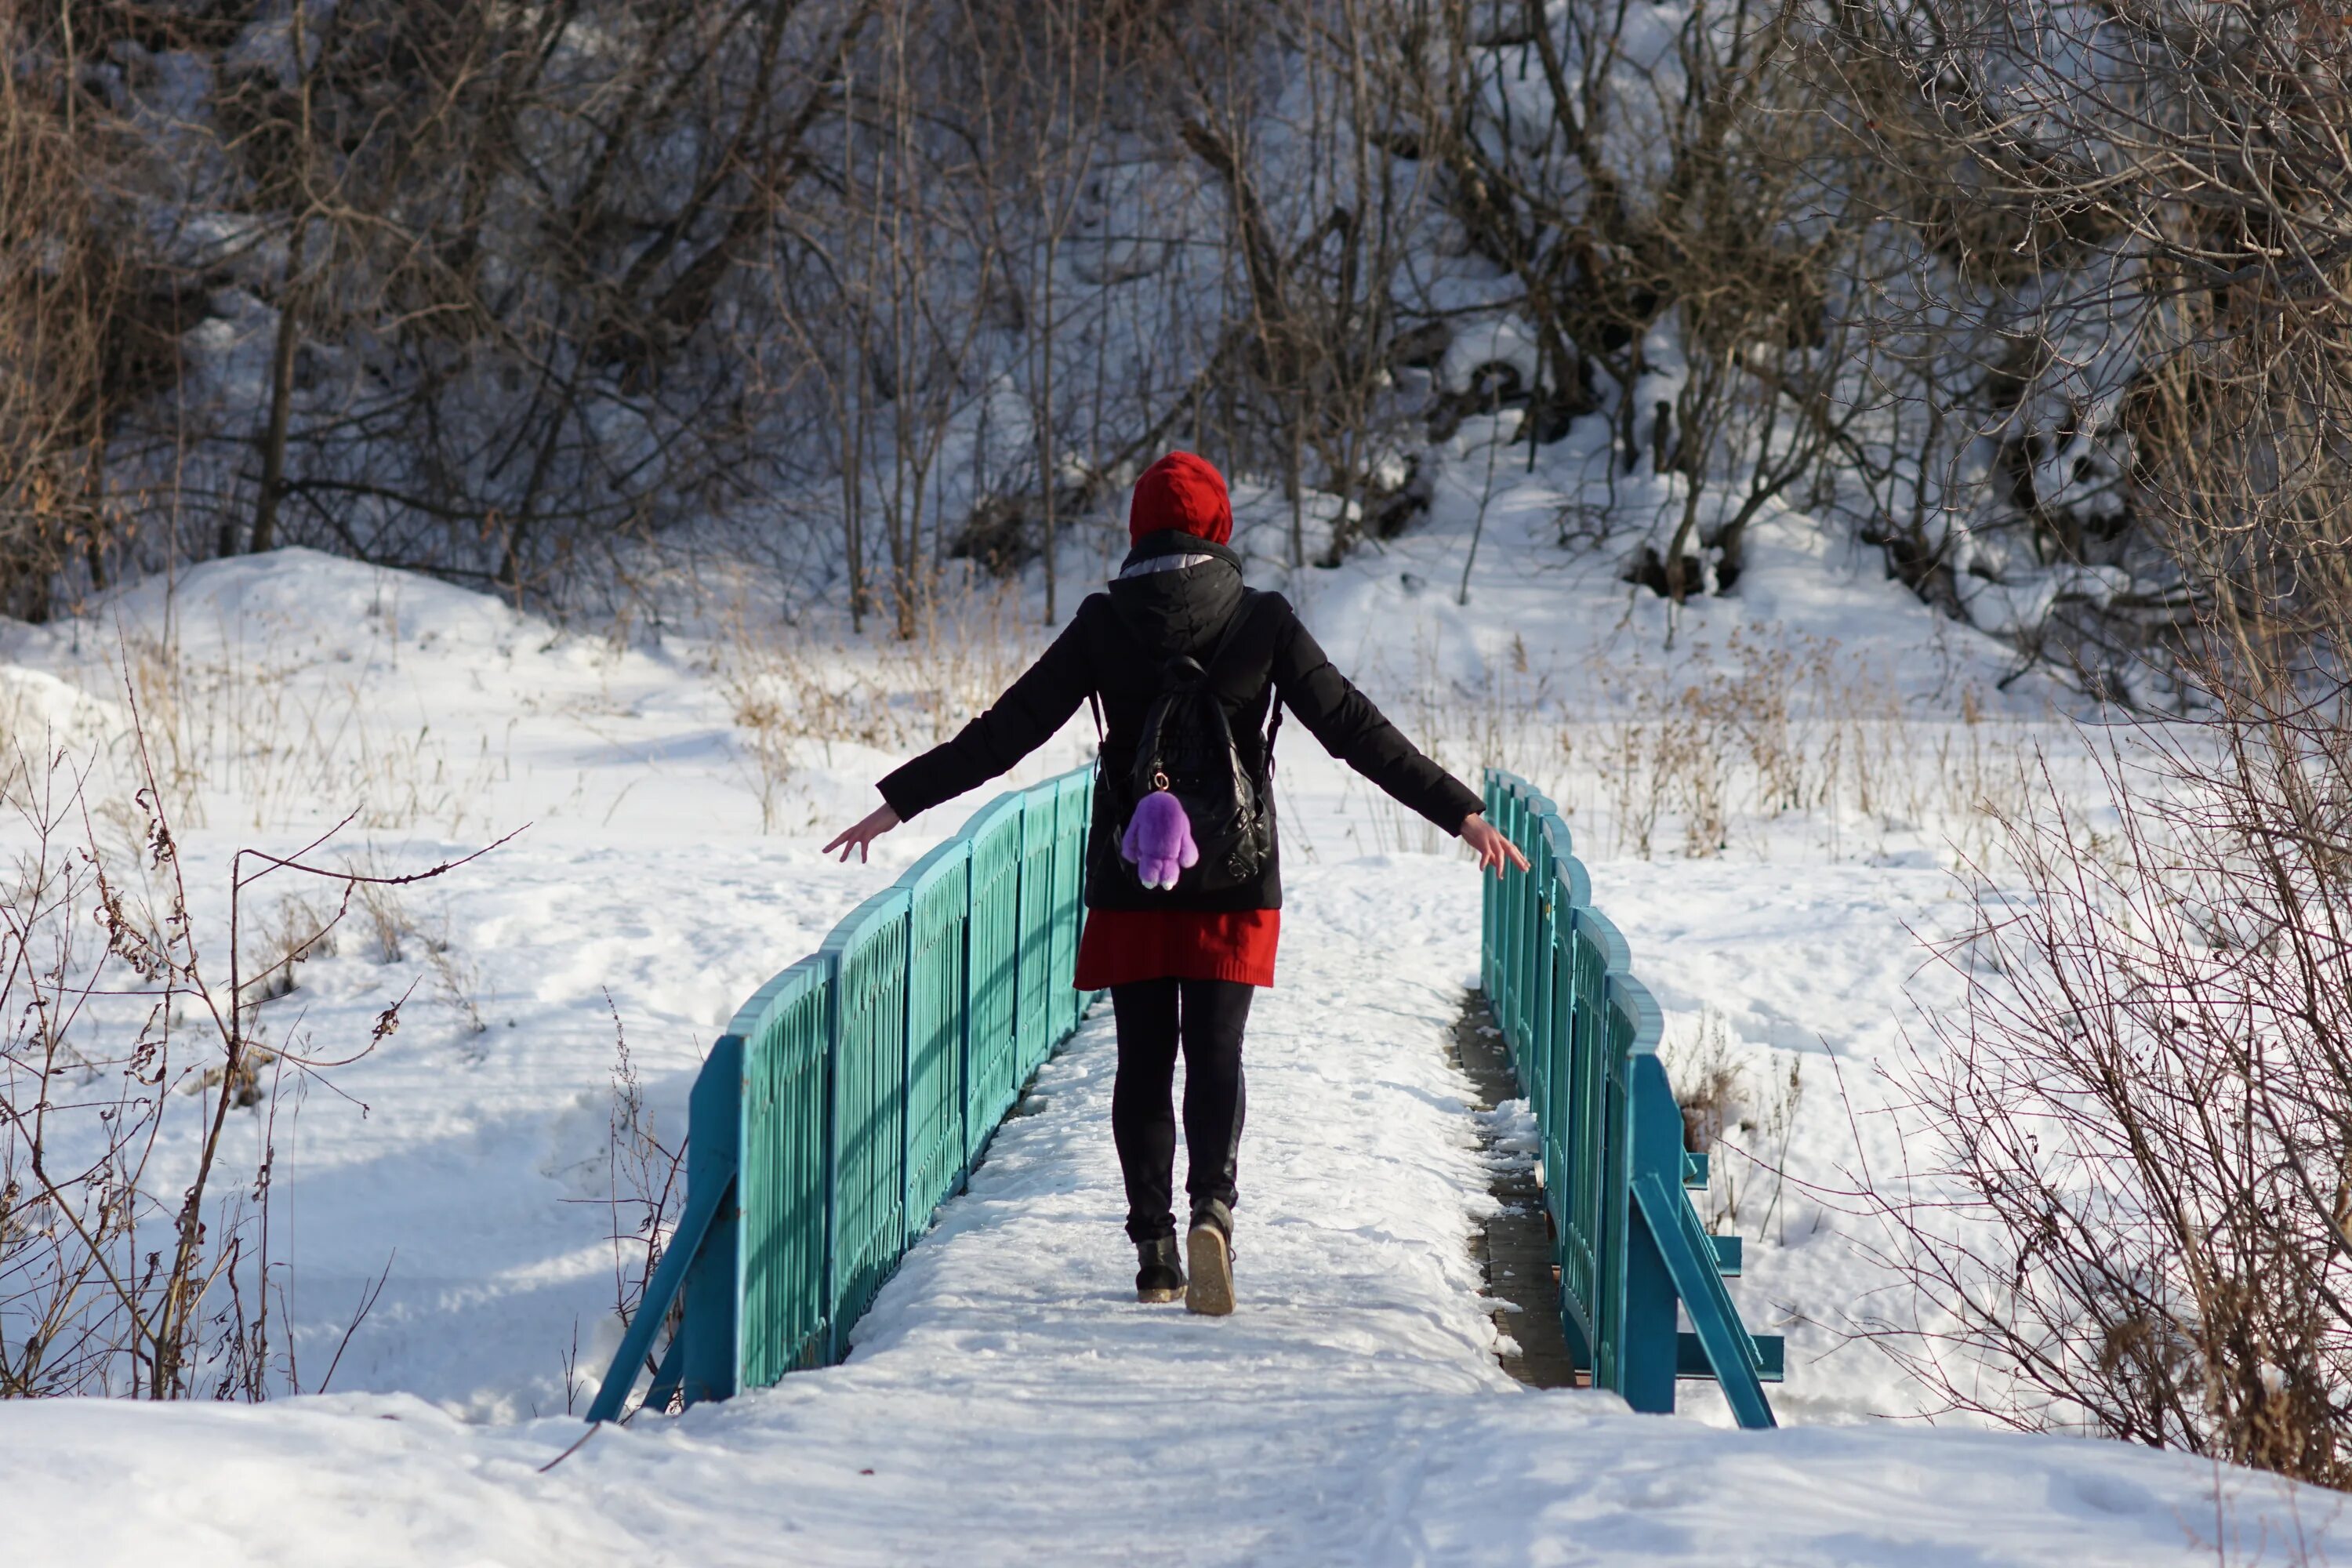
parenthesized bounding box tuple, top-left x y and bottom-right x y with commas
(661, 857, 1515, 1560)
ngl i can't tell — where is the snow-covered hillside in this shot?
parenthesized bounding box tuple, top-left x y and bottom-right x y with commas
(4, 481, 2303, 1563)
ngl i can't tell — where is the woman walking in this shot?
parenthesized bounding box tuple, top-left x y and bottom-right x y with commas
(824, 452, 1527, 1316)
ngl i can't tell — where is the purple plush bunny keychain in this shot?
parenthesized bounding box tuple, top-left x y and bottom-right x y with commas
(1121, 790, 1198, 890)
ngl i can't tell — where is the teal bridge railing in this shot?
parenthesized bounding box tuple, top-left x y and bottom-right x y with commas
(586, 760, 1778, 1427)
(586, 766, 1098, 1422)
(1483, 768, 1784, 1428)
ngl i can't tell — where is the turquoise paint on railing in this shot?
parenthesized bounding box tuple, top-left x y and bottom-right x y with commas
(1480, 768, 1782, 1429)
(905, 837, 973, 1246)
(586, 767, 1101, 1424)
(965, 792, 1025, 1140)
(586, 760, 1779, 1428)
(735, 958, 829, 1388)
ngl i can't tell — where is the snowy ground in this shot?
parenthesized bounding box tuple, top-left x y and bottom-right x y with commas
(0, 468, 2325, 1561)
(7, 856, 2339, 1566)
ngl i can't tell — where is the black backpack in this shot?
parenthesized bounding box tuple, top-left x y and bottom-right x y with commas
(1093, 593, 1282, 897)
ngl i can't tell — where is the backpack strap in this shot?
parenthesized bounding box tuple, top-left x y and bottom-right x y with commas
(1203, 591, 1282, 772)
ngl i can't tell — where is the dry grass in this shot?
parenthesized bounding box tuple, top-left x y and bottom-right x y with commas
(237, 891, 338, 1013)
(713, 577, 1048, 832)
(1660, 1006, 1806, 1241)
(109, 620, 511, 837)
(347, 874, 485, 1039)
(1359, 623, 2058, 870)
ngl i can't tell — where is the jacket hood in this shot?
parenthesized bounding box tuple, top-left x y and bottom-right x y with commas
(1106, 543, 1245, 662)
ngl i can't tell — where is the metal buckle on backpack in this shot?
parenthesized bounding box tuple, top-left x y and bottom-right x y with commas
(1151, 770, 1170, 792)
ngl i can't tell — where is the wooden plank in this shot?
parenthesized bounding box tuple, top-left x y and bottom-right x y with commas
(640, 1327, 688, 1414)
(583, 1153, 739, 1425)
(1677, 1330, 1785, 1382)
(1633, 1173, 1777, 1428)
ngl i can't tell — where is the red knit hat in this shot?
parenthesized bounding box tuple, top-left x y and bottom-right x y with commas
(1127, 452, 1232, 546)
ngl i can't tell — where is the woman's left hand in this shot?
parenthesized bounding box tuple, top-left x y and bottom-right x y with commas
(823, 803, 902, 863)
(1460, 812, 1530, 877)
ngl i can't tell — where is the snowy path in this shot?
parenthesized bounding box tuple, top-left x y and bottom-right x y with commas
(623, 858, 1513, 1563)
(9, 858, 2345, 1566)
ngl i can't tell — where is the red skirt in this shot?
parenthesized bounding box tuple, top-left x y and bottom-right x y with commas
(1073, 908, 1280, 989)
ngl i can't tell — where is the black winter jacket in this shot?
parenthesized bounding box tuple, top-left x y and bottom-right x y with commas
(877, 532, 1485, 911)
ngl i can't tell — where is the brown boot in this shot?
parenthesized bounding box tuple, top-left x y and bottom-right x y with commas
(1184, 1200, 1235, 1316)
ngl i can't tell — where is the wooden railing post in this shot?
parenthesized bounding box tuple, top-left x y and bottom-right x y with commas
(1617, 996, 1682, 1415)
(679, 1033, 743, 1406)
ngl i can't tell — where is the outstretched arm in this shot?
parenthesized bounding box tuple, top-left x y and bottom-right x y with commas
(825, 612, 1091, 858)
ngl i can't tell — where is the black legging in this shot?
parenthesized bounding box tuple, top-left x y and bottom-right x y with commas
(1109, 978, 1254, 1243)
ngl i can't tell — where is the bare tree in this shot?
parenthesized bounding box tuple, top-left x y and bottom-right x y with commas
(1835, 2, 2352, 1485)
(1399, 1, 1860, 603)
(0, 27, 176, 619)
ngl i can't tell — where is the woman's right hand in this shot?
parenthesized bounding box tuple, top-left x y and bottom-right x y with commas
(1460, 812, 1530, 876)
(823, 802, 902, 863)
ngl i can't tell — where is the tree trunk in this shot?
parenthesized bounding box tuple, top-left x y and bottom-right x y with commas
(249, 228, 307, 557)
(1040, 226, 1058, 623)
